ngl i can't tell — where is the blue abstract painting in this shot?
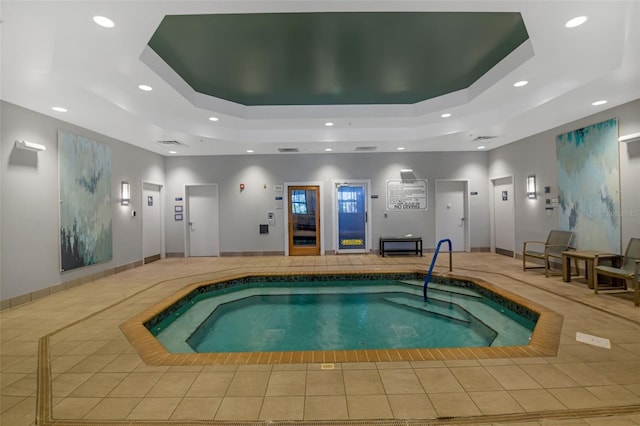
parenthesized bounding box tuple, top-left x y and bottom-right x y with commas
(556, 118, 620, 253)
(59, 131, 112, 271)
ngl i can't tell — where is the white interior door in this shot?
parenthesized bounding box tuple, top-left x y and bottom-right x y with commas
(187, 184, 220, 257)
(142, 182, 162, 262)
(435, 180, 468, 252)
(493, 177, 515, 256)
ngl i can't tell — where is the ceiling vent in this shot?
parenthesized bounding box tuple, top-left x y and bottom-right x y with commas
(355, 146, 377, 152)
(157, 140, 188, 147)
(471, 136, 497, 142)
(278, 147, 299, 153)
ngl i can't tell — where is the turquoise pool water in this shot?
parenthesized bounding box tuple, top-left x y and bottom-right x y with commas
(147, 277, 537, 353)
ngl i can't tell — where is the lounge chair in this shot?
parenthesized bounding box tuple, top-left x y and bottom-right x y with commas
(522, 230, 575, 277)
(594, 238, 640, 306)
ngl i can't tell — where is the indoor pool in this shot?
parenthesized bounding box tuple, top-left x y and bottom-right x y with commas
(146, 276, 538, 353)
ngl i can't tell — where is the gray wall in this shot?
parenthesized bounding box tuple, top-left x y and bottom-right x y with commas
(164, 152, 490, 255)
(1, 101, 165, 301)
(488, 98, 640, 254)
(3, 97, 639, 303)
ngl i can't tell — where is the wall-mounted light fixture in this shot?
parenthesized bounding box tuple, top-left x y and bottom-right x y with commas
(121, 181, 131, 205)
(15, 140, 46, 152)
(527, 175, 537, 199)
(618, 132, 640, 143)
(400, 168, 416, 182)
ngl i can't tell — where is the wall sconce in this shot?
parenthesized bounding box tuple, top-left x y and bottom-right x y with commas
(121, 181, 131, 205)
(15, 139, 46, 152)
(527, 175, 537, 199)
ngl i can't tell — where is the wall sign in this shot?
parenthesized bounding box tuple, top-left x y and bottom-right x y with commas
(386, 179, 428, 210)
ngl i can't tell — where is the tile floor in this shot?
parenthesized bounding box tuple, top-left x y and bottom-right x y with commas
(1, 253, 640, 425)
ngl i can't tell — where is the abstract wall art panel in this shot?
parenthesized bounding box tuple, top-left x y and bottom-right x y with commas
(59, 131, 112, 271)
(556, 118, 621, 253)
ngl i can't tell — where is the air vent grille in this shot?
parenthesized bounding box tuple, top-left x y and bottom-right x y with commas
(472, 136, 497, 142)
(355, 146, 377, 152)
(157, 140, 188, 147)
(278, 148, 299, 153)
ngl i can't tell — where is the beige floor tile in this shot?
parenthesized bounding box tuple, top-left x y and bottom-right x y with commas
(553, 363, 615, 386)
(69, 372, 127, 397)
(587, 385, 640, 406)
(83, 397, 140, 420)
(226, 371, 270, 396)
(346, 394, 393, 419)
(509, 389, 568, 412)
(51, 373, 92, 398)
(520, 363, 580, 388)
(53, 397, 101, 419)
(484, 364, 542, 390)
(304, 395, 348, 420)
(387, 393, 437, 419)
(0, 396, 36, 426)
(415, 367, 464, 393)
(306, 370, 345, 395)
(145, 371, 199, 397)
(266, 370, 307, 396)
(429, 392, 482, 417)
(100, 353, 143, 372)
(549, 387, 609, 409)
(343, 369, 384, 395)
(378, 369, 424, 394)
(0, 395, 27, 414)
(127, 397, 181, 420)
(187, 371, 235, 397)
(259, 396, 304, 420)
(468, 390, 526, 415)
(215, 396, 263, 420)
(450, 366, 503, 391)
(1, 374, 37, 397)
(170, 397, 221, 420)
(108, 372, 163, 397)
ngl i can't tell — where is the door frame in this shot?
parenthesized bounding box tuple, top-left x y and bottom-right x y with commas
(434, 179, 470, 252)
(332, 179, 372, 254)
(141, 180, 165, 264)
(184, 183, 220, 257)
(490, 175, 516, 257)
(284, 181, 324, 256)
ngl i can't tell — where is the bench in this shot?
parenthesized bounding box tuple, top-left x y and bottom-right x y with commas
(379, 236, 423, 257)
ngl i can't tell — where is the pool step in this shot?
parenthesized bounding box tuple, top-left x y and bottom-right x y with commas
(382, 296, 470, 323)
(398, 280, 483, 298)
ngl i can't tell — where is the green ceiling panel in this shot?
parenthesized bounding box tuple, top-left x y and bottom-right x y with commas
(148, 12, 529, 106)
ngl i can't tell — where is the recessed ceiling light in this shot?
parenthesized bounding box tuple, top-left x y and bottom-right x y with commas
(477, 146, 486, 150)
(324, 148, 332, 152)
(209, 117, 219, 122)
(441, 113, 452, 118)
(138, 84, 152, 91)
(52, 106, 67, 112)
(93, 16, 115, 28)
(513, 80, 528, 87)
(565, 16, 588, 28)
(592, 100, 607, 106)
(397, 147, 405, 151)
(325, 122, 334, 127)
(168, 150, 177, 154)
(246, 149, 254, 153)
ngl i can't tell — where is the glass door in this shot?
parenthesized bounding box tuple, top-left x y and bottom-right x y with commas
(336, 184, 367, 253)
(288, 186, 320, 256)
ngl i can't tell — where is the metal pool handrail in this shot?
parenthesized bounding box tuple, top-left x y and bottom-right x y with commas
(423, 238, 453, 300)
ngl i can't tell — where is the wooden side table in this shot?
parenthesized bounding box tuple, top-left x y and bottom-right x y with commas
(562, 250, 620, 289)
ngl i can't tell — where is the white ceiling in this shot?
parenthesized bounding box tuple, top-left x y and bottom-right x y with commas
(1, 1, 639, 156)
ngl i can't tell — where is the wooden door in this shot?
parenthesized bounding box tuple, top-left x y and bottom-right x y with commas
(288, 186, 320, 256)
